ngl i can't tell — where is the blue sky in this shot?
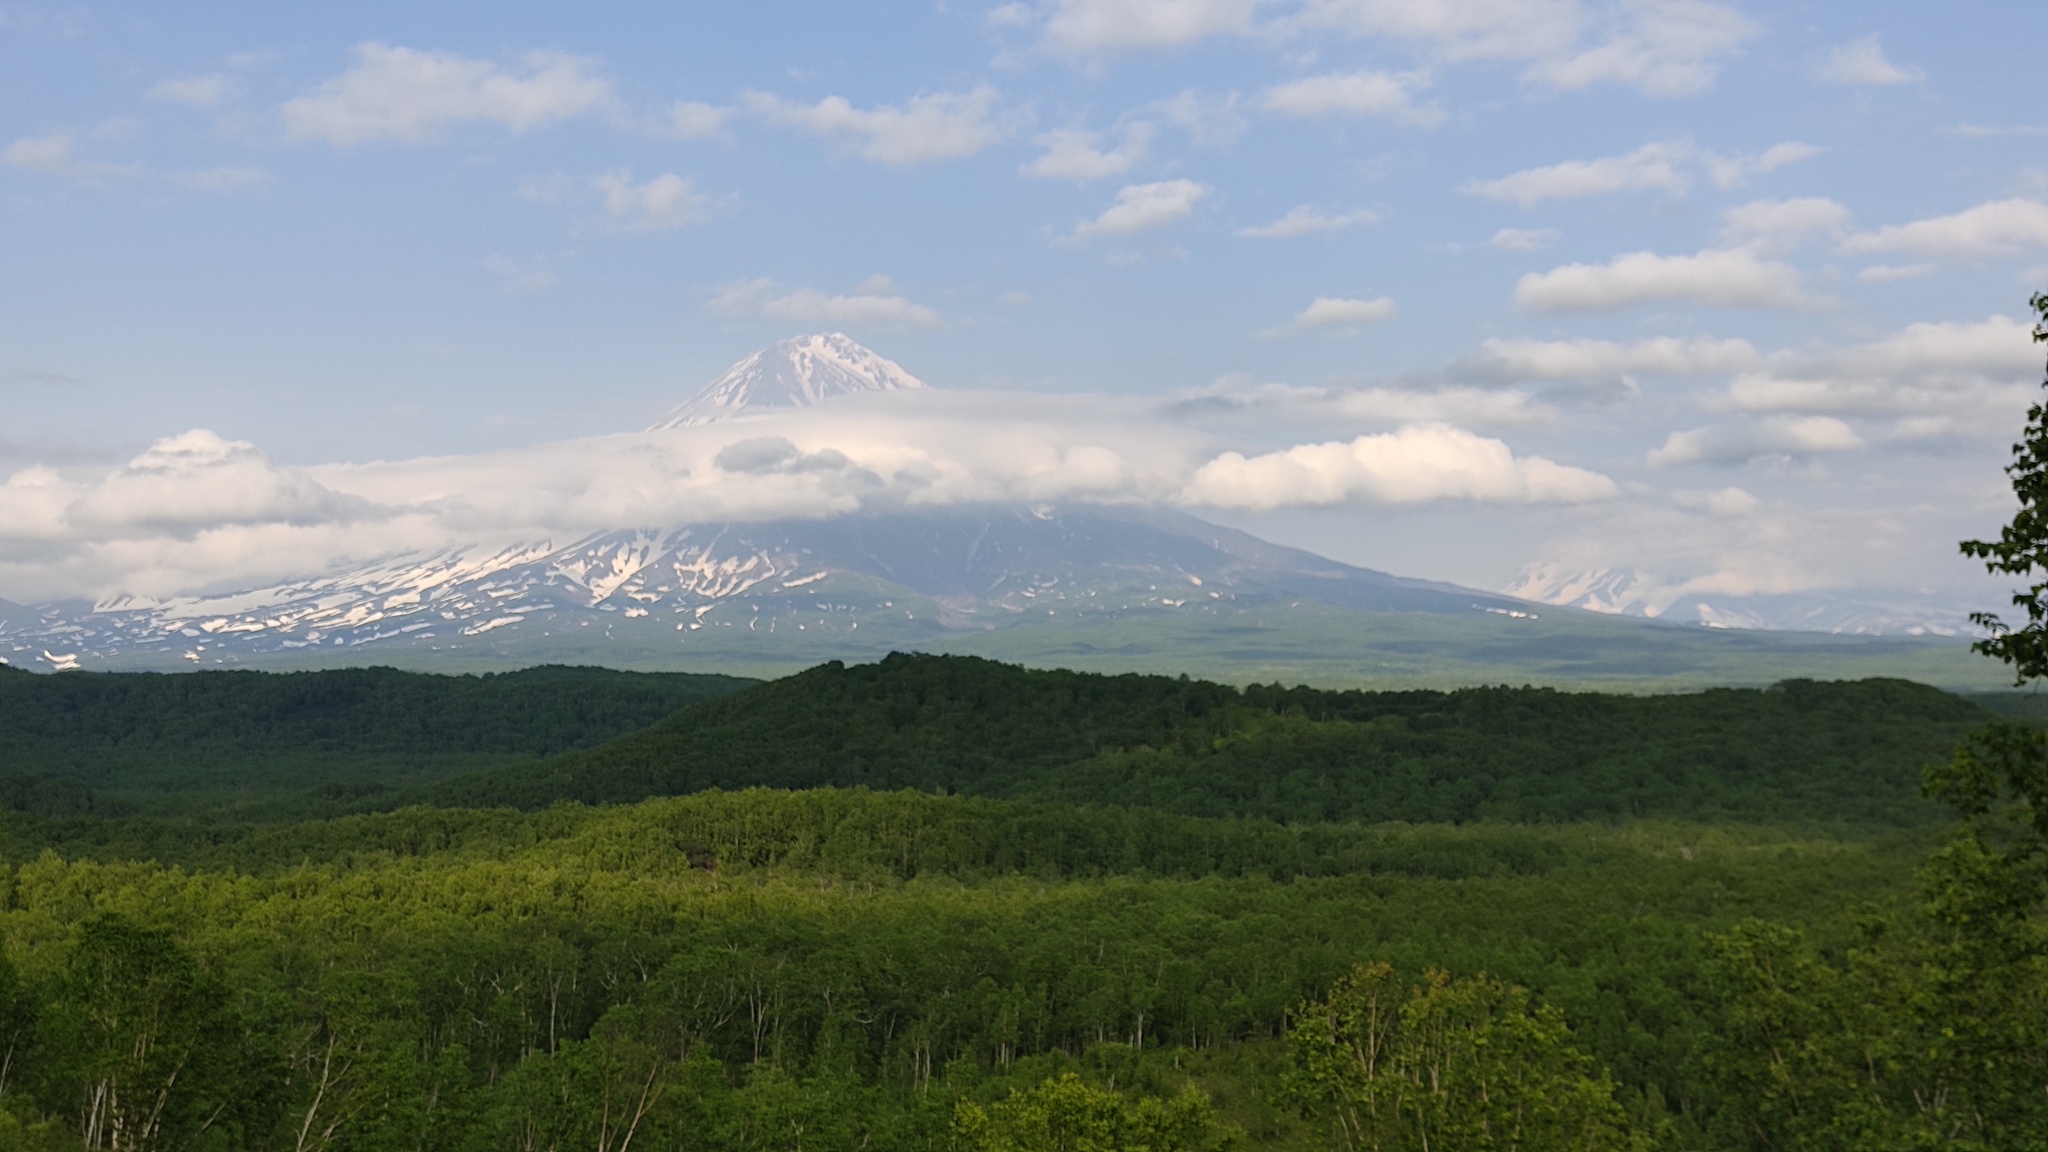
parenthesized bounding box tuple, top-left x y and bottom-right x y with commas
(2, 0, 2044, 619)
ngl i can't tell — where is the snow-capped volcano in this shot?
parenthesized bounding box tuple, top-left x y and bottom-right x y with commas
(0, 506, 1547, 671)
(648, 333, 927, 430)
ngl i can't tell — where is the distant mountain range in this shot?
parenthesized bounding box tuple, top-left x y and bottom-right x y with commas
(1503, 563, 1977, 637)
(0, 334, 1993, 686)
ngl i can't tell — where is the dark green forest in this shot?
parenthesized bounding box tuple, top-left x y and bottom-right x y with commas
(0, 651, 2041, 1152)
(0, 664, 751, 818)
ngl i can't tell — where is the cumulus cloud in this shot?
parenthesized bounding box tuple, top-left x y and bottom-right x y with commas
(482, 254, 557, 294)
(1166, 379, 1554, 428)
(1714, 314, 2040, 421)
(1519, 0, 1756, 96)
(1068, 179, 1207, 240)
(1702, 142, 1819, 190)
(1952, 123, 2048, 139)
(1237, 205, 1380, 238)
(1456, 335, 1761, 382)
(1024, 0, 1753, 96)
(1259, 295, 1396, 336)
(1489, 228, 1559, 252)
(1647, 416, 1863, 466)
(1466, 140, 1814, 207)
(148, 74, 236, 109)
(1466, 142, 1691, 206)
(1180, 424, 1616, 510)
(745, 85, 1009, 165)
(1259, 70, 1440, 127)
(591, 171, 713, 231)
(173, 167, 273, 191)
(1146, 89, 1248, 147)
(1036, 0, 1263, 55)
(1843, 198, 2048, 258)
(1720, 197, 1851, 250)
(1856, 263, 1933, 283)
(1514, 248, 1808, 311)
(1022, 125, 1151, 181)
(661, 101, 731, 139)
(66, 431, 373, 533)
(709, 277, 944, 329)
(1, 133, 138, 181)
(1673, 486, 1760, 517)
(0, 431, 386, 601)
(283, 44, 614, 145)
(1816, 35, 1923, 87)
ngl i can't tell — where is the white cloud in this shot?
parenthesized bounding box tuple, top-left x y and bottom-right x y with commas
(1146, 89, 1248, 147)
(1069, 179, 1207, 240)
(147, 74, 236, 109)
(1038, 0, 1264, 55)
(482, 254, 557, 293)
(1022, 125, 1151, 181)
(1674, 486, 1760, 517)
(1260, 295, 1396, 336)
(1236, 205, 1379, 238)
(591, 171, 713, 231)
(745, 85, 1008, 165)
(1856, 263, 1933, 283)
(709, 277, 944, 329)
(1460, 335, 1761, 381)
(1514, 248, 1808, 311)
(1025, 0, 1753, 96)
(1952, 123, 2048, 139)
(1647, 416, 1864, 466)
(1170, 379, 1554, 428)
(1467, 140, 1814, 206)
(1719, 197, 1850, 250)
(173, 167, 273, 191)
(1844, 198, 2048, 258)
(1465, 142, 1691, 206)
(1180, 423, 1616, 510)
(66, 431, 372, 532)
(1703, 142, 1818, 190)
(1259, 70, 1440, 126)
(661, 101, 731, 139)
(1520, 0, 1756, 96)
(1816, 35, 1923, 87)
(0, 133, 137, 181)
(283, 44, 614, 145)
(1716, 315, 2040, 419)
(1489, 227, 1559, 252)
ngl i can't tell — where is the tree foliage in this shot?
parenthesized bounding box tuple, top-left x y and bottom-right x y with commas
(1961, 291, 2048, 679)
(1288, 963, 1653, 1152)
(955, 1073, 1233, 1152)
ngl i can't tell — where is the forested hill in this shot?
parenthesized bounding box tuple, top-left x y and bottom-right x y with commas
(0, 663, 752, 816)
(418, 653, 1986, 826)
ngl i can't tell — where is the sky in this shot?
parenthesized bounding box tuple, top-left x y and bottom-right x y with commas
(1, 0, 2045, 618)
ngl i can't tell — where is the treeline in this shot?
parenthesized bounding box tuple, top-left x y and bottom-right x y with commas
(0, 664, 750, 817)
(417, 654, 1981, 826)
(0, 656, 1989, 828)
(3, 786, 1917, 888)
